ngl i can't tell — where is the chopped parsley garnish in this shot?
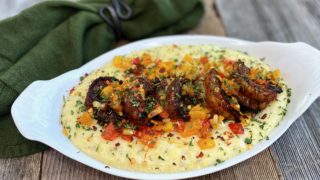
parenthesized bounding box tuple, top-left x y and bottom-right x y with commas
(216, 159, 224, 164)
(131, 99, 140, 107)
(189, 138, 194, 146)
(79, 106, 86, 112)
(62, 96, 66, 107)
(279, 108, 287, 116)
(259, 122, 266, 129)
(100, 95, 107, 102)
(259, 132, 263, 137)
(244, 138, 252, 144)
(218, 54, 224, 59)
(252, 118, 263, 124)
(158, 156, 165, 161)
(123, 124, 131, 129)
(193, 82, 201, 95)
(123, 124, 137, 130)
(146, 101, 156, 113)
(287, 88, 292, 97)
(126, 154, 131, 161)
(75, 100, 83, 107)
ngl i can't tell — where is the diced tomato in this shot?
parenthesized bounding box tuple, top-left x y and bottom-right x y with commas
(173, 120, 185, 133)
(200, 120, 211, 138)
(200, 56, 208, 64)
(133, 131, 141, 139)
(159, 111, 169, 118)
(121, 135, 132, 142)
(202, 119, 211, 127)
(133, 126, 150, 139)
(228, 123, 244, 135)
(101, 123, 120, 141)
(196, 151, 204, 158)
(216, 71, 225, 78)
(132, 57, 140, 65)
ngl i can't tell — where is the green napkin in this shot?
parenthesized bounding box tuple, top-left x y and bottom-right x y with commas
(0, 0, 204, 158)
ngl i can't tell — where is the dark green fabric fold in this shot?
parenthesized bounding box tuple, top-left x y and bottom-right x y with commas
(0, 0, 204, 157)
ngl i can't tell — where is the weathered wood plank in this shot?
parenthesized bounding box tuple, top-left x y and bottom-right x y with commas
(41, 149, 123, 180)
(216, 0, 320, 179)
(192, 150, 280, 180)
(0, 152, 42, 180)
(232, 150, 280, 180)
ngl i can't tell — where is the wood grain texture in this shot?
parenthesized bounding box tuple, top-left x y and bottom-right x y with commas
(191, 150, 280, 180)
(0, 152, 42, 180)
(41, 150, 121, 180)
(216, 0, 320, 179)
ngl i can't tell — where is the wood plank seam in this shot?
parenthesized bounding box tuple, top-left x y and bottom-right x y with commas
(268, 148, 284, 180)
(39, 152, 44, 180)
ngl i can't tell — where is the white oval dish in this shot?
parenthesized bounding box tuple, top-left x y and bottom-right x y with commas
(11, 35, 320, 179)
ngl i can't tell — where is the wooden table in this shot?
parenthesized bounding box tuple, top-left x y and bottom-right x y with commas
(1, 0, 320, 179)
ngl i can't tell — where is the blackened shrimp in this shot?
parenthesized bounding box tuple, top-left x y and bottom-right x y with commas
(165, 77, 189, 121)
(204, 69, 240, 120)
(230, 60, 282, 110)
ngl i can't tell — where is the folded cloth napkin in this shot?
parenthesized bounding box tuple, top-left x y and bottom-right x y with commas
(0, 0, 204, 157)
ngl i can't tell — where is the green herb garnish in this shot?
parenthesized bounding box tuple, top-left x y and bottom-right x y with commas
(158, 156, 165, 161)
(245, 138, 252, 144)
